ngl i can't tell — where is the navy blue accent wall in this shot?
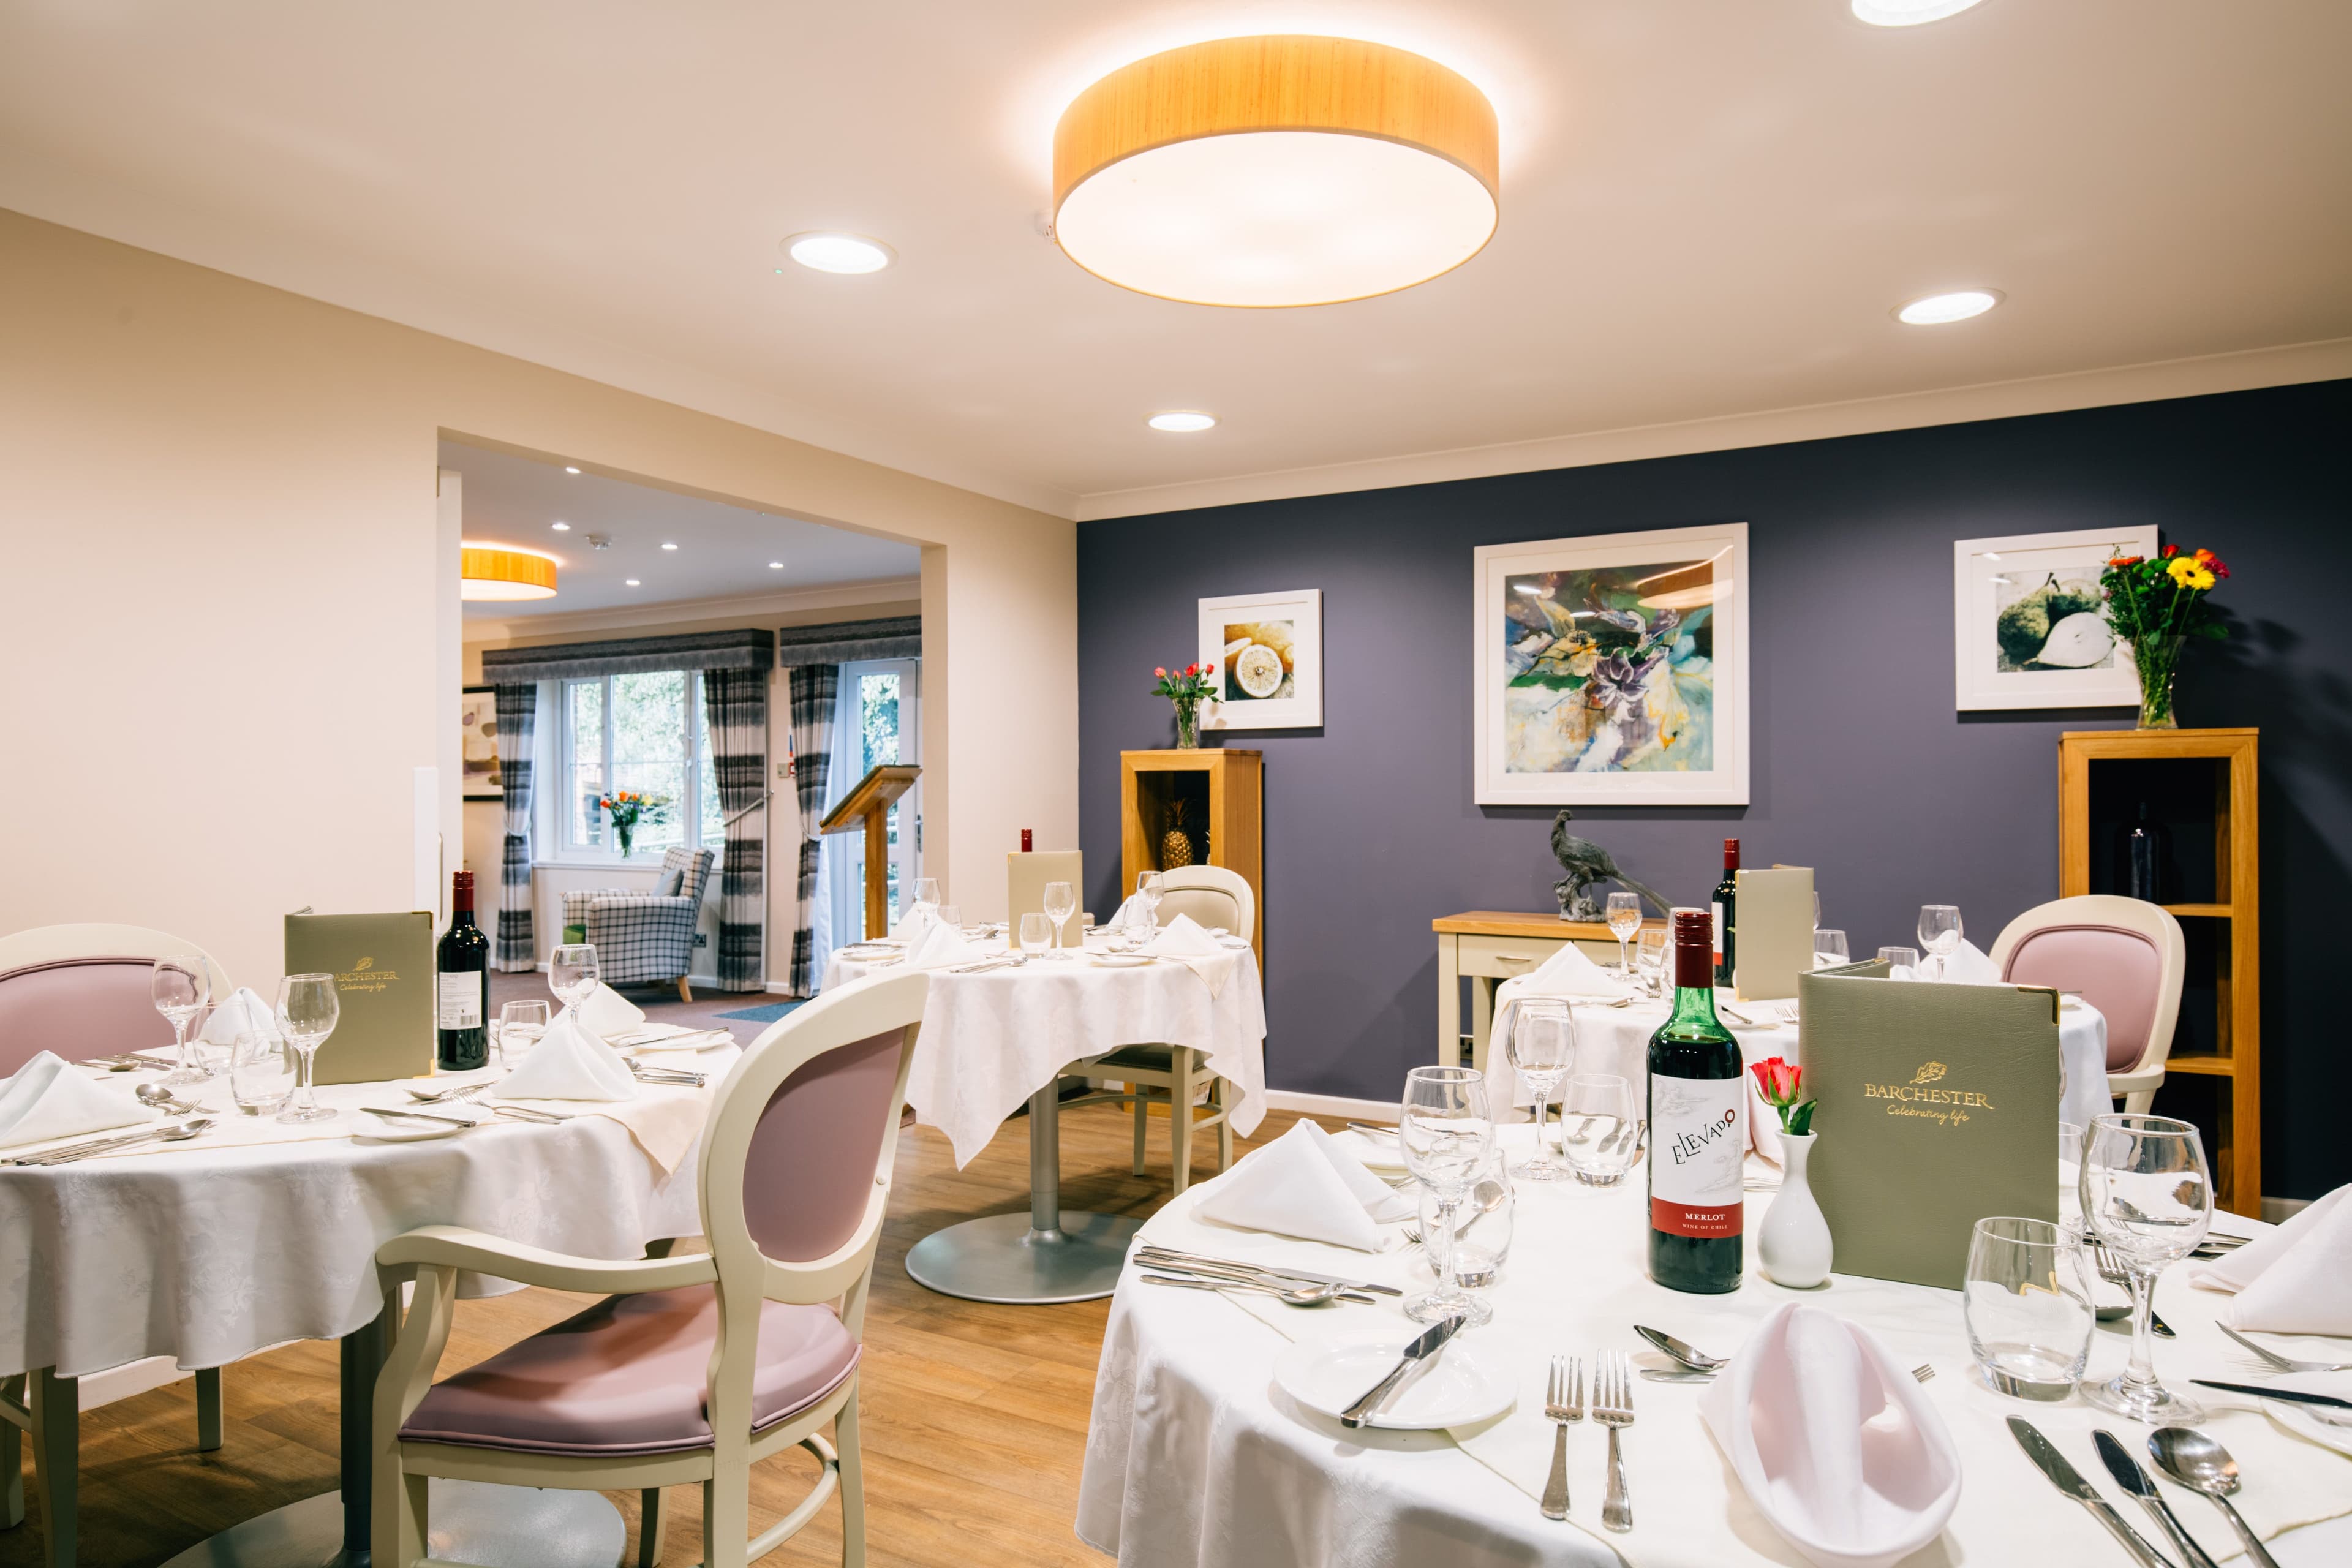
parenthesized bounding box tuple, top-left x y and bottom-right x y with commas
(1079, 380, 2352, 1199)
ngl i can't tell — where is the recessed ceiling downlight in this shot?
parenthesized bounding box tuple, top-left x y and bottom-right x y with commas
(1896, 288, 2002, 325)
(1148, 412, 1217, 433)
(784, 232, 895, 274)
(1053, 37, 1499, 307)
(1852, 0, 1986, 25)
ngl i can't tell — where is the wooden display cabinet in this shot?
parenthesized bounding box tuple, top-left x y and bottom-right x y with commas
(1120, 748, 1263, 965)
(2059, 727, 2260, 1213)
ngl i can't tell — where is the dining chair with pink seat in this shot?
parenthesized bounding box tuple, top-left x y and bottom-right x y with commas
(1989, 895, 2186, 1114)
(0, 922, 234, 1567)
(371, 966, 928, 1568)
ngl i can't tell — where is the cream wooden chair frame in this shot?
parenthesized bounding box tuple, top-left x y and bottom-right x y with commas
(0, 922, 233, 1568)
(1106, 865, 1256, 1196)
(370, 969, 928, 1568)
(1990, 895, 2186, 1115)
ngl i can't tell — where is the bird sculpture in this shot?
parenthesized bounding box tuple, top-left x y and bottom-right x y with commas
(1550, 810, 1672, 922)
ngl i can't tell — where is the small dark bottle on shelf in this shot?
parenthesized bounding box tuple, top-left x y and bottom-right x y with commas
(2125, 804, 2166, 903)
(1648, 907, 1744, 1295)
(436, 870, 490, 1071)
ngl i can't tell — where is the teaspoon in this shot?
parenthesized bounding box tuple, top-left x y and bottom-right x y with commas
(135, 1084, 203, 1115)
(2147, 1427, 2282, 1568)
(1635, 1325, 1728, 1372)
(23, 1118, 214, 1165)
(1138, 1272, 1368, 1307)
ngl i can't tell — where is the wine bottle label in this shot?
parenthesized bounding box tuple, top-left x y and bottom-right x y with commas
(1711, 901, 1725, 963)
(1650, 1073, 1744, 1238)
(437, 972, 482, 1030)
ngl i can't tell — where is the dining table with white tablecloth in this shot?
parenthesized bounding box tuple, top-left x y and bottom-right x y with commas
(1080, 1122, 2352, 1567)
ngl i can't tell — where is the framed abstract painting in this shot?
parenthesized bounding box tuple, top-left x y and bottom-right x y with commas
(1473, 523, 1749, 805)
(459, 685, 504, 799)
(1952, 527, 2156, 710)
(1200, 588, 1322, 730)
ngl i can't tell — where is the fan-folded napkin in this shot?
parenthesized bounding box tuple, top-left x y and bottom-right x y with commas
(1193, 1120, 1411, 1252)
(0, 1052, 160, 1151)
(199, 986, 280, 1049)
(552, 982, 647, 1041)
(1700, 1303, 1961, 1568)
(497, 1014, 637, 1102)
(1935, 939, 2002, 985)
(904, 919, 982, 970)
(1142, 914, 1238, 997)
(1488, 943, 1634, 1109)
(2192, 1183, 2352, 1334)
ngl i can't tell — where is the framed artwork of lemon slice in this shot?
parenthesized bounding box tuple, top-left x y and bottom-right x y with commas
(1199, 589, 1322, 730)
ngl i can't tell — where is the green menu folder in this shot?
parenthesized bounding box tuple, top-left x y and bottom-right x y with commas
(284, 910, 435, 1085)
(1797, 962, 2061, 1289)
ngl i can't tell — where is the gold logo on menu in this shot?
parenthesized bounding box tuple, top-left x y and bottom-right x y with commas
(353, 956, 375, 972)
(337, 956, 396, 995)
(1863, 1060, 1992, 1128)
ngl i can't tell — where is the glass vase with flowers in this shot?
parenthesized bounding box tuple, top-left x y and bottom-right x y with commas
(2100, 545, 2231, 729)
(597, 789, 672, 858)
(1152, 661, 1218, 749)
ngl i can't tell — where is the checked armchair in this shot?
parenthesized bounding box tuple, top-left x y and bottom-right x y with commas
(562, 846, 714, 1003)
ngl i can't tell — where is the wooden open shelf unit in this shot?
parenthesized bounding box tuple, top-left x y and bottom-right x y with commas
(1120, 748, 1263, 967)
(2059, 727, 2260, 1214)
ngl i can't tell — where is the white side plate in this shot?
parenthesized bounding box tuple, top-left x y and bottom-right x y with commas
(1275, 1332, 1513, 1431)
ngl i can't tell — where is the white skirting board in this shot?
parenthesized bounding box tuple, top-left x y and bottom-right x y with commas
(1264, 1088, 1396, 1125)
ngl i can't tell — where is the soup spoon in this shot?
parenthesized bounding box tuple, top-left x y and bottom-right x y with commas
(16, 1118, 213, 1165)
(2148, 1427, 2281, 1568)
(135, 1084, 203, 1115)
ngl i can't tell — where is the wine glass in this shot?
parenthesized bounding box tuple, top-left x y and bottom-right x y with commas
(1018, 912, 1053, 959)
(1812, 891, 1822, 932)
(549, 943, 600, 1014)
(1400, 1065, 1496, 1327)
(151, 956, 213, 1087)
(1043, 881, 1077, 958)
(1605, 893, 1642, 976)
(1505, 1001, 1577, 1182)
(496, 1000, 550, 1066)
(2078, 1114, 2213, 1422)
(910, 878, 941, 919)
(1133, 871, 1165, 935)
(936, 904, 963, 933)
(274, 973, 341, 1123)
(1876, 945, 1921, 978)
(1635, 928, 1670, 998)
(2056, 1121, 2087, 1242)
(1813, 929, 1850, 967)
(1917, 905, 1963, 980)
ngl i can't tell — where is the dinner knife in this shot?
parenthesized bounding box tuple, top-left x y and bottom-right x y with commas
(1340, 1316, 1464, 1429)
(2190, 1380, 2352, 1411)
(1133, 1246, 1404, 1297)
(2096, 1428, 2220, 1568)
(2008, 1417, 2180, 1568)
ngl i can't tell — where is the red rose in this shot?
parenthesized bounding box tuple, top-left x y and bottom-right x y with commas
(1205, 663, 1216, 675)
(1186, 663, 1199, 676)
(1155, 666, 1167, 679)
(1749, 1056, 1802, 1105)
(2162, 544, 2179, 557)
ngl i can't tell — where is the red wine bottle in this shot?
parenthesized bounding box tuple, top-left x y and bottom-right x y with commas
(436, 870, 490, 1071)
(1648, 907, 1744, 1294)
(1712, 837, 1741, 987)
(1021, 828, 1033, 853)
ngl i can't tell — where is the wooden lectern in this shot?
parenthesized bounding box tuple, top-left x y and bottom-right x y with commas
(819, 764, 921, 940)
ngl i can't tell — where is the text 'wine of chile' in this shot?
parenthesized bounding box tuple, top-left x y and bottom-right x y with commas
(1648, 906, 1743, 1293)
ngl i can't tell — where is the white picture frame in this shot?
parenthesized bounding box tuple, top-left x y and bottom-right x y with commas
(459, 685, 503, 799)
(1474, 523, 1749, 806)
(1199, 589, 1323, 730)
(1952, 527, 2156, 710)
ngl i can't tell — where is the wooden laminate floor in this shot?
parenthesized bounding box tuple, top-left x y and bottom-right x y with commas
(4, 1101, 1308, 1568)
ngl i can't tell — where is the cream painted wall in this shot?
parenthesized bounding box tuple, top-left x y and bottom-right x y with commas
(0, 208, 1074, 989)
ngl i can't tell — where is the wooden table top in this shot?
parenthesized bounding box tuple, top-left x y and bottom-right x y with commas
(1432, 910, 1670, 940)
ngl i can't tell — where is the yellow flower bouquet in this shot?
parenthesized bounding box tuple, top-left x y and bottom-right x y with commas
(2099, 545, 2231, 728)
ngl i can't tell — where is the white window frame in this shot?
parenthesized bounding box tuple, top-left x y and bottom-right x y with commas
(825, 658, 921, 942)
(551, 669, 724, 864)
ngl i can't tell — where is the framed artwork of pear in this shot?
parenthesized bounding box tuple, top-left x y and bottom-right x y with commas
(1953, 527, 2158, 710)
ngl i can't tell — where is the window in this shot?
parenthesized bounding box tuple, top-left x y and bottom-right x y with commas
(557, 670, 726, 857)
(824, 658, 919, 942)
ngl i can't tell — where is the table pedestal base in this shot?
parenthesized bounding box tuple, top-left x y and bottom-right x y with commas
(158, 1480, 626, 1568)
(905, 1209, 1144, 1303)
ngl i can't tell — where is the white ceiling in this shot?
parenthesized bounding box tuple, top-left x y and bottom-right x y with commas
(6, 2, 2348, 519)
(446, 440, 918, 621)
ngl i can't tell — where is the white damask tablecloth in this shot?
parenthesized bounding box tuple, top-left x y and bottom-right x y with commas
(824, 938, 1267, 1168)
(1080, 1125, 2352, 1567)
(0, 1062, 718, 1379)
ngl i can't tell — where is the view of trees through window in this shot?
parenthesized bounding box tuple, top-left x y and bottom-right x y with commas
(861, 669, 904, 922)
(562, 671, 724, 854)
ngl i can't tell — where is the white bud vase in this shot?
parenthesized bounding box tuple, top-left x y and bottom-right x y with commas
(1757, 1131, 1832, 1289)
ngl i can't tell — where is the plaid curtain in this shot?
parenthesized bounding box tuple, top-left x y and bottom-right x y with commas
(703, 668, 767, 992)
(788, 665, 840, 995)
(492, 684, 538, 971)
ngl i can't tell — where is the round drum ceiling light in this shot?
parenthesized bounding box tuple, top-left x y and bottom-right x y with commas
(1896, 288, 2002, 325)
(1052, 36, 1499, 307)
(459, 543, 559, 601)
(784, 232, 894, 274)
(1852, 0, 1985, 24)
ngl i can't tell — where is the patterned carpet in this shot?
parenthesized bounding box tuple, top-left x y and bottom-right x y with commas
(486, 968, 788, 1045)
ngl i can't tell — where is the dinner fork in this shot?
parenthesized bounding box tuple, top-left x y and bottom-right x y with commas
(2088, 1241, 2176, 1338)
(1541, 1355, 1581, 1521)
(406, 1081, 494, 1106)
(2218, 1323, 2352, 1374)
(1595, 1352, 1634, 1534)
(625, 1061, 706, 1087)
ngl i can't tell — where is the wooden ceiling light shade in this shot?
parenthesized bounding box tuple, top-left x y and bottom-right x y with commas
(459, 545, 558, 601)
(1051, 36, 1500, 308)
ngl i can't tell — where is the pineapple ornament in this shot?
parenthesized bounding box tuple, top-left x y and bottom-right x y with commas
(1160, 801, 1196, 870)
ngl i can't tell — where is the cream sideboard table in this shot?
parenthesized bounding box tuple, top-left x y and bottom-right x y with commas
(1432, 910, 1665, 1073)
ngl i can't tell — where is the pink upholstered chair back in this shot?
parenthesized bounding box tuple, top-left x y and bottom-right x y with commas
(0, 957, 180, 1076)
(2002, 927, 2161, 1070)
(738, 1028, 909, 1264)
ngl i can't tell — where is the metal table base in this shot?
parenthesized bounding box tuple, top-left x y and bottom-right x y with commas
(158, 1482, 625, 1568)
(905, 1080, 1142, 1304)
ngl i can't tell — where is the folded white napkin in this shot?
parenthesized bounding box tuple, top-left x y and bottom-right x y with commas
(904, 919, 982, 971)
(1143, 913, 1239, 997)
(496, 1012, 637, 1102)
(1936, 939, 2001, 985)
(1193, 1120, 1413, 1252)
(890, 906, 940, 943)
(0, 1051, 160, 1151)
(2191, 1183, 2352, 1334)
(551, 982, 647, 1041)
(1701, 1303, 1961, 1568)
(198, 986, 280, 1050)
(1488, 943, 1635, 1109)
